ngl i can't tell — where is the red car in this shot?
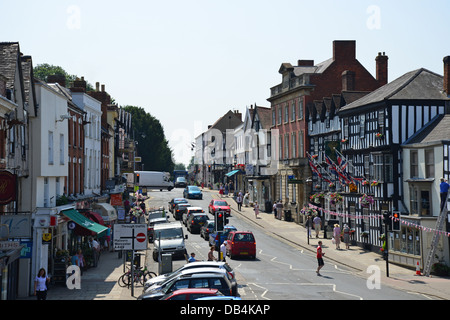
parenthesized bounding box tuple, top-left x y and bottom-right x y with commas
(226, 231, 256, 259)
(208, 199, 231, 216)
(160, 288, 223, 300)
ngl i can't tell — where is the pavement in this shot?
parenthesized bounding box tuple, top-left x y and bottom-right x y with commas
(20, 189, 450, 301)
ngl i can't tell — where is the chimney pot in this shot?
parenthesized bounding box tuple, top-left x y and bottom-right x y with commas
(101, 84, 105, 92)
(96, 82, 100, 91)
(444, 56, 450, 96)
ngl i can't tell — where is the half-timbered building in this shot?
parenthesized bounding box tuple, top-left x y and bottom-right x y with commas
(337, 66, 450, 252)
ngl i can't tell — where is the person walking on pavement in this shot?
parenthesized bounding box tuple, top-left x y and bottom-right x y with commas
(316, 241, 325, 276)
(236, 193, 243, 211)
(208, 246, 217, 261)
(333, 224, 341, 250)
(343, 224, 350, 250)
(276, 200, 283, 219)
(34, 268, 50, 300)
(313, 215, 322, 238)
(440, 177, 450, 211)
(254, 201, 259, 219)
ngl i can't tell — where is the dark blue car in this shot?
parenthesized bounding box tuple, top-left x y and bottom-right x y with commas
(183, 186, 203, 199)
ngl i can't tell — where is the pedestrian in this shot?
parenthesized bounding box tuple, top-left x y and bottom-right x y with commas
(76, 249, 86, 275)
(333, 224, 341, 250)
(208, 246, 217, 261)
(316, 241, 325, 276)
(273, 202, 277, 218)
(220, 241, 227, 261)
(313, 215, 322, 238)
(236, 193, 243, 211)
(105, 225, 111, 252)
(305, 215, 312, 238)
(343, 224, 350, 250)
(440, 177, 450, 211)
(254, 201, 259, 219)
(276, 200, 283, 219)
(224, 184, 229, 197)
(89, 237, 100, 267)
(188, 252, 197, 263)
(219, 184, 224, 197)
(34, 268, 50, 300)
(243, 192, 250, 207)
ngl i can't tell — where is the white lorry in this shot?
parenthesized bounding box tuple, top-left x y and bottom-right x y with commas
(134, 171, 174, 191)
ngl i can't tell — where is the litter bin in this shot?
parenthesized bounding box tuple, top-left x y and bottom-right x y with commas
(284, 210, 292, 222)
(265, 200, 272, 213)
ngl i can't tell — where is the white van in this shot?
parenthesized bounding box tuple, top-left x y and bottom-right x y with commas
(152, 222, 187, 261)
(134, 171, 174, 191)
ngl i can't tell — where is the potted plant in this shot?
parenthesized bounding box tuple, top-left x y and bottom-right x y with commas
(359, 194, 374, 208)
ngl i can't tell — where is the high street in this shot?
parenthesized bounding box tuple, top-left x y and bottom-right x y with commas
(145, 188, 449, 300)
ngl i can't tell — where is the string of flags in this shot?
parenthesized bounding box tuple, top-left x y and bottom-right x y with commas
(308, 203, 450, 237)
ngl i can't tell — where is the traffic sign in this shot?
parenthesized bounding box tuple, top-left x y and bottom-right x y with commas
(114, 224, 147, 250)
(136, 233, 146, 243)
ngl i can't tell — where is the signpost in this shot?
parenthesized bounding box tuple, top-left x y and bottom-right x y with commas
(114, 224, 147, 296)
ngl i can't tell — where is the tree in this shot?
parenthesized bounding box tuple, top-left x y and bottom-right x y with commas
(122, 106, 174, 173)
(34, 63, 94, 91)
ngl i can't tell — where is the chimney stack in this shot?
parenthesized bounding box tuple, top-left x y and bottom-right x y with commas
(444, 56, 450, 96)
(71, 76, 87, 93)
(376, 52, 388, 86)
(47, 74, 66, 87)
(333, 40, 356, 61)
(342, 70, 355, 91)
(298, 60, 314, 67)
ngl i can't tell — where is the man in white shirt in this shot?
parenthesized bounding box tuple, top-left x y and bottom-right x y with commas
(220, 241, 227, 262)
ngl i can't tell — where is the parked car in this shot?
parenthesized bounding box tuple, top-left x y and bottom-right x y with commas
(173, 203, 191, 220)
(183, 207, 204, 226)
(143, 261, 235, 291)
(209, 225, 237, 250)
(147, 216, 169, 243)
(208, 199, 231, 216)
(183, 185, 203, 199)
(175, 177, 188, 188)
(152, 222, 188, 261)
(187, 213, 209, 234)
(200, 220, 215, 240)
(168, 198, 189, 213)
(196, 295, 242, 301)
(139, 268, 237, 300)
(226, 231, 256, 259)
(160, 288, 223, 300)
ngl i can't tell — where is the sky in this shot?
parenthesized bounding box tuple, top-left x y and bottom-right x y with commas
(2, 0, 450, 167)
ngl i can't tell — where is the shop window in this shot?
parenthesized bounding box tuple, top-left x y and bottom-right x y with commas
(409, 184, 432, 216)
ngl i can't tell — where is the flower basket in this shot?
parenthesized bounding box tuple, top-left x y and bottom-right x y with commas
(370, 180, 379, 187)
(341, 138, 348, 143)
(329, 192, 343, 205)
(362, 180, 370, 186)
(300, 206, 318, 216)
(376, 133, 383, 138)
(310, 193, 324, 204)
(359, 194, 374, 208)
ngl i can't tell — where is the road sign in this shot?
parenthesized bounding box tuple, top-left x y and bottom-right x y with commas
(114, 224, 147, 251)
(136, 233, 146, 243)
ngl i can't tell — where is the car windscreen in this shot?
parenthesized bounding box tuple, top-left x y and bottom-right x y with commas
(189, 186, 200, 192)
(214, 201, 228, 206)
(155, 228, 183, 239)
(193, 215, 208, 222)
(234, 233, 255, 242)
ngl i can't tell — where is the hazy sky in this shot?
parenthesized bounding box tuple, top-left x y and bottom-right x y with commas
(2, 0, 449, 166)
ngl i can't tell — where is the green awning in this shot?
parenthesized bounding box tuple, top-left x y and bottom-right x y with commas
(225, 169, 242, 177)
(61, 209, 108, 237)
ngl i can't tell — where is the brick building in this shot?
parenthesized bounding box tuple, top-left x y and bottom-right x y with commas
(267, 40, 387, 219)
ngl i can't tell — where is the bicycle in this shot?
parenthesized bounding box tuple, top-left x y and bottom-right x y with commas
(118, 266, 157, 288)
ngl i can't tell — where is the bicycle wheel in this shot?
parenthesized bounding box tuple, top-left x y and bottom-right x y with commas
(118, 273, 130, 287)
(140, 271, 156, 285)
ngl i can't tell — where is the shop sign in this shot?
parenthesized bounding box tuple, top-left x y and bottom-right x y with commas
(0, 241, 21, 250)
(110, 193, 123, 206)
(0, 171, 16, 205)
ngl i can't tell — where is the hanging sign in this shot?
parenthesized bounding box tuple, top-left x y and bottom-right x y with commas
(0, 171, 16, 205)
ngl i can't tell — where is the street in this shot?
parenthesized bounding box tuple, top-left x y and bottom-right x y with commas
(144, 188, 434, 300)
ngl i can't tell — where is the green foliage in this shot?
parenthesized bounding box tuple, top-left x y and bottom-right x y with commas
(122, 106, 174, 173)
(34, 63, 94, 91)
